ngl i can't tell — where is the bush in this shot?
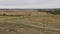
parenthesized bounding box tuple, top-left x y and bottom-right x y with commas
(38, 9, 60, 15)
(3, 13, 6, 15)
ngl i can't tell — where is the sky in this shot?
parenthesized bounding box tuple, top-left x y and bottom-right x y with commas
(0, 0, 60, 9)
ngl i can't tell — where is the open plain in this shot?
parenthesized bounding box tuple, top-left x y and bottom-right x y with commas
(0, 9, 60, 34)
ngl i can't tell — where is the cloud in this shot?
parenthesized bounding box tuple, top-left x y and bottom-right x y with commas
(0, 0, 60, 8)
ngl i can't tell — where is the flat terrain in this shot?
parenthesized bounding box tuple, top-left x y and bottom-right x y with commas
(0, 12, 60, 34)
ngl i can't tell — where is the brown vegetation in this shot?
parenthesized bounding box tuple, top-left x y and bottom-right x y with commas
(0, 9, 60, 34)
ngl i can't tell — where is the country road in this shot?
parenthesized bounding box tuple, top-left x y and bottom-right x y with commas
(20, 19, 60, 31)
(4, 18, 60, 34)
(21, 23, 60, 34)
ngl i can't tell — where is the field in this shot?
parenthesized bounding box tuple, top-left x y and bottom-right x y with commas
(0, 10, 60, 34)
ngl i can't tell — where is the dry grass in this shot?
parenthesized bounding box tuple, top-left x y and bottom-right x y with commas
(27, 14, 60, 29)
(0, 22, 44, 34)
(0, 16, 44, 34)
(0, 11, 60, 34)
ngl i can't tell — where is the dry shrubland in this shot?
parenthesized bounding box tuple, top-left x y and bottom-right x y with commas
(0, 9, 60, 34)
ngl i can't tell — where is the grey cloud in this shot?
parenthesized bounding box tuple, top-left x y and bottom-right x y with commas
(0, 0, 60, 8)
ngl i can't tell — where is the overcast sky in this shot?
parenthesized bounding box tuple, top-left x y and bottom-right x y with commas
(0, 0, 60, 9)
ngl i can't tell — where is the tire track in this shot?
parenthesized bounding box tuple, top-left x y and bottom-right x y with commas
(22, 23, 60, 31)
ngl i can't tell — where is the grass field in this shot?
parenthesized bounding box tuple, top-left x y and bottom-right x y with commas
(0, 12, 60, 34)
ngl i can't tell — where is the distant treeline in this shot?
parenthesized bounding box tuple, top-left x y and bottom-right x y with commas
(38, 9, 60, 15)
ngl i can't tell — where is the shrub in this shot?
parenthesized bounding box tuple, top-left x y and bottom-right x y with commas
(3, 13, 6, 15)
